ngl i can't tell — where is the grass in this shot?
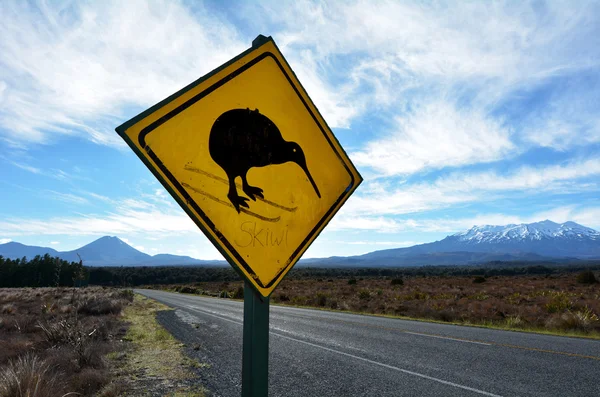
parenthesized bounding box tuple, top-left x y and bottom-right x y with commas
(0, 287, 133, 396)
(0, 353, 58, 397)
(147, 271, 600, 339)
(109, 294, 207, 397)
(267, 300, 600, 341)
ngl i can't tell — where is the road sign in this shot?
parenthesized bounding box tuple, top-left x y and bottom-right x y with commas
(116, 35, 362, 297)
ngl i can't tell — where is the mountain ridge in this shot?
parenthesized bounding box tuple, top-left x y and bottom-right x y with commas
(0, 236, 218, 267)
(1, 220, 599, 267)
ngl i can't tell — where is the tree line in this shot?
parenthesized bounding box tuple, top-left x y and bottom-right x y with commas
(1, 254, 599, 288)
(0, 254, 87, 288)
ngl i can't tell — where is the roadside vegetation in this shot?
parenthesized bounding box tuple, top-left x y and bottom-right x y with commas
(149, 270, 600, 337)
(85, 261, 600, 286)
(0, 286, 206, 396)
(0, 254, 87, 288)
(0, 287, 132, 396)
(113, 294, 207, 397)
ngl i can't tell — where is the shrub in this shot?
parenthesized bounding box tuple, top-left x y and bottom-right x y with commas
(14, 315, 38, 333)
(275, 293, 290, 302)
(2, 303, 17, 314)
(78, 298, 122, 316)
(546, 308, 599, 331)
(390, 278, 404, 286)
(576, 270, 597, 284)
(118, 289, 135, 302)
(504, 315, 524, 328)
(545, 292, 572, 313)
(348, 279, 357, 285)
(358, 289, 371, 300)
(218, 290, 230, 298)
(179, 286, 199, 294)
(0, 354, 61, 397)
(473, 276, 486, 284)
(70, 368, 110, 396)
(401, 290, 429, 301)
(315, 292, 328, 307)
(37, 319, 74, 345)
(77, 342, 107, 369)
(231, 286, 244, 299)
(97, 380, 128, 397)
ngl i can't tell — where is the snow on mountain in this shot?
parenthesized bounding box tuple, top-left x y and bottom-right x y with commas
(453, 220, 600, 243)
(355, 220, 600, 265)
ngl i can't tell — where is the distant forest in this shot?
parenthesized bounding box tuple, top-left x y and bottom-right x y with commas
(1, 254, 600, 288)
(0, 254, 87, 288)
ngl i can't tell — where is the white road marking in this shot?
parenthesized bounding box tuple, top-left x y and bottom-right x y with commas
(275, 333, 503, 397)
(182, 304, 503, 397)
(403, 331, 492, 346)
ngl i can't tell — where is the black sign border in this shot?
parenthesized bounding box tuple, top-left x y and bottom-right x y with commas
(117, 37, 362, 293)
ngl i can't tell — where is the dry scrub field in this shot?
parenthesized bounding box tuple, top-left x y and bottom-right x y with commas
(0, 287, 132, 396)
(0, 287, 204, 397)
(162, 271, 600, 336)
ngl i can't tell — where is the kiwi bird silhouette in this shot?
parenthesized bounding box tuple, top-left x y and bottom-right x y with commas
(209, 108, 321, 213)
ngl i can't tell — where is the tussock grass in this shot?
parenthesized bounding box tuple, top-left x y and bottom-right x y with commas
(1, 303, 17, 314)
(154, 272, 600, 339)
(0, 353, 60, 397)
(0, 287, 132, 395)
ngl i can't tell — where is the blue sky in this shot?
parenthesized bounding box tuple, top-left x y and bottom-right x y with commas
(1, 0, 599, 259)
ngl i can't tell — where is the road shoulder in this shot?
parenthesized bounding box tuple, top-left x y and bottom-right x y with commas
(106, 294, 208, 397)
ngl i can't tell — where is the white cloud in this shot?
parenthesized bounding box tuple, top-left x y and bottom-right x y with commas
(82, 191, 112, 203)
(420, 207, 600, 232)
(328, 206, 600, 235)
(352, 101, 515, 176)
(0, 238, 11, 244)
(273, 1, 599, 83)
(284, 49, 361, 128)
(50, 241, 59, 245)
(336, 240, 421, 247)
(0, 196, 199, 237)
(328, 215, 404, 233)
(436, 159, 600, 193)
(2, 0, 598, 155)
(267, 0, 600, 165)
(5, 160, 43, 174)
(343, 158, 600, 216)
(1, 156, 91, 183)
(45, 190, 89, 205)
(522, 90, 600, 150)
(0, 0, 246, 148)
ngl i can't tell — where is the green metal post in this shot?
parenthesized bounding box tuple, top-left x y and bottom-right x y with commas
(242, 281, 270, 397)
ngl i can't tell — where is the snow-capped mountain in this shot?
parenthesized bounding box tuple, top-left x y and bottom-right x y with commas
(351, 220, 600, 266)
(453, 220, 600, 243)
(434, 220, 600, 258)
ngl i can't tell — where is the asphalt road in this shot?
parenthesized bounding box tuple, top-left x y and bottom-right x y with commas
(136, 289, 600, 397)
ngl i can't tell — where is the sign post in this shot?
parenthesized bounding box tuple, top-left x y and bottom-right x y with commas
(242, 281, 269, 397)
(116, 34, 362, 396)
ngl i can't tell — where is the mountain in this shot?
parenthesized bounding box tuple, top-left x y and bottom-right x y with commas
(58, 236, 152, 266)
(0, 236, 217, 267)
(2, 220, 599, 267)
(143, 254, 223, 266)
(441, 220, 600, 257)
(0, 242, 60, 260)
(303, 220, 600, 267)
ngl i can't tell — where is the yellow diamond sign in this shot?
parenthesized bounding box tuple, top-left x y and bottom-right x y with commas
(116, 35, 362, 297)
